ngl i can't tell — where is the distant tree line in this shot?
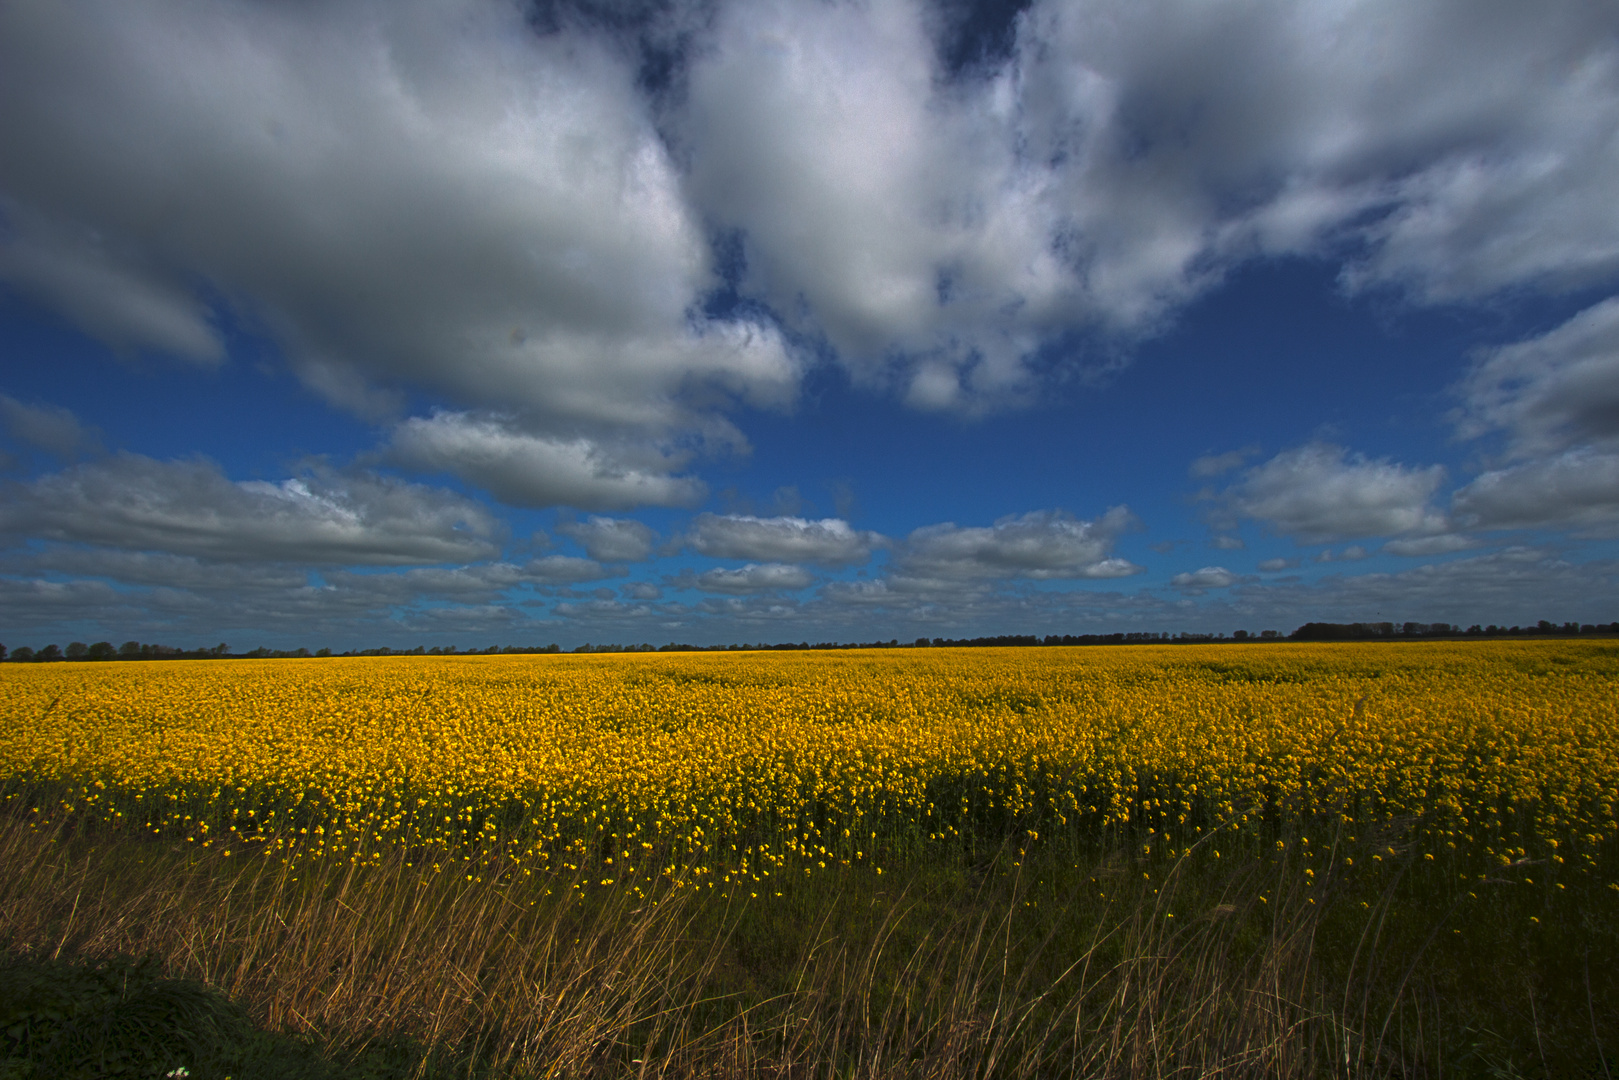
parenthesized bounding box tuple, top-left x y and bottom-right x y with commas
(3, 619, 1616, 663)
(1287, 620, 1619, 640)
(0, 641, 232, 663)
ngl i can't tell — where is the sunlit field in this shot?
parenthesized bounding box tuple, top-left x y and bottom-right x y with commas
(3, 642, 1617, 1078)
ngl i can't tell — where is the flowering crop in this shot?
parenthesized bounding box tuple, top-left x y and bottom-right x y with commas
(3, 642, 1615, 888)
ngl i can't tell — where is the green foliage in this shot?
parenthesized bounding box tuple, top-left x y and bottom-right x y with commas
(0, 953, 424, 1080)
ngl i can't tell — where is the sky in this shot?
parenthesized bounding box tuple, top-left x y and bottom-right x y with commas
(2, 0, 1619, 651)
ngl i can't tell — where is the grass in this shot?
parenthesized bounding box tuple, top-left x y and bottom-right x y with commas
(2, 798, 1614, 1079)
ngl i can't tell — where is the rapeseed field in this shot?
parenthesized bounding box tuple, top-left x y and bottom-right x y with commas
(4, 641, 1615, 893)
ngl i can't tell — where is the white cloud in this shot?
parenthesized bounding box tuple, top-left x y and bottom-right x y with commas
(1452, 450, 1619, 535)
(0, 453, 501, 564)
(3, 0, 1617, 434)
(1256, 557, 1299, 572)
(694, 563, 815, 594)
(556, 515, 657, 562)
(895, 507, 1142, 581)
(1170, 566, 1238, 590)
(684, 513, 882, 565)
(388, 412, 705, 511)
(1209, 535, 1245, 550)
(680, 0, 1074, 411)
(0, 394, 101, 457)
(1226, 443, 1449, 543)
(1024, 0, 1619, 305)
(678, 0, 1619, 415)
(0, 0, 795, 466)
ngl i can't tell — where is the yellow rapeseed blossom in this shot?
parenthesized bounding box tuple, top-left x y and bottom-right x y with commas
(1, 641, 1615, 887)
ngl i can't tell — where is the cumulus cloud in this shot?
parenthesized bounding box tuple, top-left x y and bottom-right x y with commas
(1256, 557, 1299, 572)
(1225, 443, 1450, 543)
(3, 0, 1617, 436)
(388, 412, 705, 511)
(694, 563, 816, 594)
(0, 202, 224, 364)
(0, 394, 101, 457)
(680, 0, 1619, 411)
(679, 0, 1074, 410)
(1457, 297, 1619, 456)
(1452, 450, 1619, 535)
(556, 515, 657, 562)
(522, 555, 614, 583)
(9, 547, 308, 593)
(0, 0, 795, 470)
(1315, 546, 1369, 563)
(1170, 566, 1239, 590)
(1381, 534, 1481, 557)
(1240, 547, 1619, 628)
(1189, 448, 1258, 479)
(683, 513, 882, 565)
(0, 453, 501, 564)
(1024, 0, 1619, 305)
(0, 575, 146, 629)
(895, 507, 1142, 581)
(1437, 299, 1619, 534)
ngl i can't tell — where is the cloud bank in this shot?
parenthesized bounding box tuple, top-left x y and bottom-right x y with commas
(3, 0, 1617, 508)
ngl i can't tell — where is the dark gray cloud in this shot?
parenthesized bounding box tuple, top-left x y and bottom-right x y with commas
(683, 513, 882, 565)
(1228, 548, 1619, 628)
(9, 547, 308, 593)
(1381, 534, 1483, 557)
(556, 515, 658, 562)
(894, 507, 1142, 581)
(693, 562, 815, 594)
(1457, 297, 1619, 457)
(1452, 450, 1619, 536)
(0, 453, 502, 565)
(1445, 300, 1619, 535)
(0, 394, 102, 457)
(386, 413, 708, 512)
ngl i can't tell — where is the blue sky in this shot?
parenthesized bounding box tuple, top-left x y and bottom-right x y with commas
(3, 0, 1618, 650)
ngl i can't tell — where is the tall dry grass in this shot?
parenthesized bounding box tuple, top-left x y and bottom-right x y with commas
(7, 801, 1612, 1078)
